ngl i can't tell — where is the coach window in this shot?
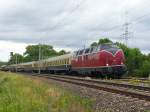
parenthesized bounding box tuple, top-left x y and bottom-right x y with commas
(68, 59, 69, 64)
(63, 59, 65, 65)
(60, 60, 63, 65)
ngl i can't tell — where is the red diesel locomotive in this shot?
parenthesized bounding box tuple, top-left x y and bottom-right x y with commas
(71, 43, 127, 78)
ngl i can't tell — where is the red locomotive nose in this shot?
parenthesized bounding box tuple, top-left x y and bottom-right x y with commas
(71, 43, 127, 78)
(99, 44, 125, 66)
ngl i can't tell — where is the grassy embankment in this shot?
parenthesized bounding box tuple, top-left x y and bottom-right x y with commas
(0, 71, 93, 112)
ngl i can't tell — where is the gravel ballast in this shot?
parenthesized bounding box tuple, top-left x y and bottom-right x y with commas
(27, 75, 150, 112)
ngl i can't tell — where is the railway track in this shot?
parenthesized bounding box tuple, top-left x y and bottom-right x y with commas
(47, 75, 150, 91)
(24, 73, 150, 101)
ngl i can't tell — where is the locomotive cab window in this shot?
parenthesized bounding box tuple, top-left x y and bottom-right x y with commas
(74, 51, 78, 56)
(90, 47, 97, 53)
(90, 47, 94, 53)
(78, 50, 84, 55)
(85, 48, 90, 54)
(93, 46, 98, 52)
(76, 51, 80, 56)
(100, 44, 119, 50)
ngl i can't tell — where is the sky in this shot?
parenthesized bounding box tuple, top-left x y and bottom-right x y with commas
(0, 0, 150, 61)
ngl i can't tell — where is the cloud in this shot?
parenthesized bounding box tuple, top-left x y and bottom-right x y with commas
(0, 0, 150, 61)
(0, 41, 27, 61)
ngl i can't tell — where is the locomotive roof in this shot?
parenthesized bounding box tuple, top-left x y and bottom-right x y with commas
(76, 43, 118, 51)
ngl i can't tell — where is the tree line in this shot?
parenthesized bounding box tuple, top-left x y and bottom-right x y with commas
(1, 38, 150, 77)
(8, 44, 68, 65)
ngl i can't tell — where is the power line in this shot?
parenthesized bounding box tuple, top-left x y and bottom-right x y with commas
(47, 4, 150, 48)
(99, 11, 150, 45)
(47, 0, 84, 31)
(122, 11, 130, 46)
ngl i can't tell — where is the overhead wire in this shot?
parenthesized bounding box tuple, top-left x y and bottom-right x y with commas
(45, 1, 150, 48)
(47, 0, 84, 31)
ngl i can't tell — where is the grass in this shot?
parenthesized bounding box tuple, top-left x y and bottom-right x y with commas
(127, 78, 150, 86)
(105, 78, 150, 87)
(0, 71, 93, 112)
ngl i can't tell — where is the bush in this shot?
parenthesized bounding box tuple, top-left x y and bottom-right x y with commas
(139, 60, 150, 77)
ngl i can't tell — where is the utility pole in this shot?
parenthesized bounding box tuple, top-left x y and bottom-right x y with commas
(38, 44, 41, 74)
(122, 11, 130, 46)
(15, 54, 18, 72)
(124, 23, 129, 46)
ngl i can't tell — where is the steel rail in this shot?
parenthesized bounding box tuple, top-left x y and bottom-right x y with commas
(46, 75, 150, 92)
(26, 74, 150, 101)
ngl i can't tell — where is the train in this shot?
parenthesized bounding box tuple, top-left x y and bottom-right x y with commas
(1, 43, 127, 78)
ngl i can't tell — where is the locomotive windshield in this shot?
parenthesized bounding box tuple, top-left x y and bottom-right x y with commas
(100, 43, 119, 50)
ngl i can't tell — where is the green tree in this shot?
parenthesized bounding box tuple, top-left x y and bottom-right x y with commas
(8, 53, 24, 64)
(23, 44, 58, 61)
(90, 38, 112, 47)
(91, 42, 98, 47)
(98, 38, 112, 44)
(0, 61, 7, 66)
(127, 48, 143, 75)
(58, 50, 67, 55)
(115, 42, 129, 57)
(138, 60, 150, 77)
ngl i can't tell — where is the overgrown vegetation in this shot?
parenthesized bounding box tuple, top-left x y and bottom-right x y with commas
(0, 61, 7, 67)
(0, 72, 93, 112)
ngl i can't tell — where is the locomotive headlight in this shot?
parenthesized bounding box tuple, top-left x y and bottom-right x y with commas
(121, 62, 124, 65)
(106, 64, 109, 66)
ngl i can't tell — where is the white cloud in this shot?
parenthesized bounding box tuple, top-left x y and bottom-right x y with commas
(0, 0, 150, 61)
(0, 41, 27, 61)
